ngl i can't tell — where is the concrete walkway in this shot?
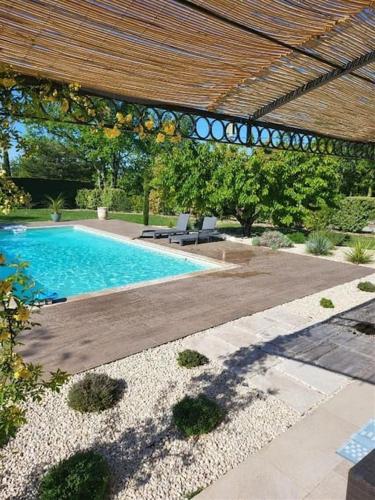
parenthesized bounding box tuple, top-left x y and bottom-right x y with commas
(198, 381, 375, 500)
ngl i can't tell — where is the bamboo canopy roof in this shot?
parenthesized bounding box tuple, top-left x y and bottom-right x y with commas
(0, 0, 374, 145)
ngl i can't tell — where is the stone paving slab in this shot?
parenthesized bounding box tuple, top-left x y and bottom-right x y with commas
(198, 381, 375, 500)
(260, 302, 375, 383)
(275, 359, 349, 395)
(183, 333, 239, 359)
(250, 367, 325, 414)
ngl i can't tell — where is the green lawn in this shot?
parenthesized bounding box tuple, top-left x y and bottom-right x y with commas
(0, 208, 177, 226)
(1, 209, 374, 248)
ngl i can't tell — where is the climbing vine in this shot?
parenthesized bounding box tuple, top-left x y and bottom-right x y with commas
(0, 65, 182, 149)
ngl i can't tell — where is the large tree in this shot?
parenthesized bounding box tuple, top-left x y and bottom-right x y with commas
(12, 123, 141, 187)
(154, 143, 342, 236)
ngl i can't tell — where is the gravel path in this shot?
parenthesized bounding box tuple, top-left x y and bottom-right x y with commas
(1, 273, 374, 499)
(0, 339, 298, 500)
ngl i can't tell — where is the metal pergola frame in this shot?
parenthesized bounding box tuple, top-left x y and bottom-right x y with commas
(0, 2, 374, 160)
(0, 75, 373, 160)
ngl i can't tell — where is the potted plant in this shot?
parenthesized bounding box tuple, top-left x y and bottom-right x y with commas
(97, 206, 108, 220)
(46, 194, 64, 222)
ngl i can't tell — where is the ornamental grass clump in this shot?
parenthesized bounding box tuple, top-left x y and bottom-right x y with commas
(177, 350, 209, 369)
(39, 450, 110, 500)
(0, 256, 68, 447)
(256, 231, 293, 249)
(345, 242, 373, 265)
(305, 231, 334, 255)
(357, 281, 375, 293)
(68, 373, 122, 413)
(320, 297, 334, 309)
(173, 395, 224, 437)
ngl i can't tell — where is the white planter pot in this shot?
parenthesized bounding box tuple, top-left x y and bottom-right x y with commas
(97, 207, 108, 220)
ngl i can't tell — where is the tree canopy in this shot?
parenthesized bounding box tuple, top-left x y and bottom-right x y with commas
(153, 142, 343, 235)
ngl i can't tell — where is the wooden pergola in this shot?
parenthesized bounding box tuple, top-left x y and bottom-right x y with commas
(0, 0, 374, 158)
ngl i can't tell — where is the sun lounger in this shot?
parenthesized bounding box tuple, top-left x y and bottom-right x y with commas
(169, 216, 222, 245)
(140, 213, 190, 239)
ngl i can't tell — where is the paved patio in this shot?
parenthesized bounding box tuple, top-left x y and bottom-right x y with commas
(198, 380, 374, 500)
(20, 220, 373, 374)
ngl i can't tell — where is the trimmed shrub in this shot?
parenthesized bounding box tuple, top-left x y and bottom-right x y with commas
(76, 188, 133, 211)
(177, 350, 209, 369)
(256, 230, 293, 249)
(39, 450, 110, 500)
(331, 197, 375, 233)
(303, 207, 333, 232)
(68, 373, 122, 413)
(345, 242, 373, 265)
(129, 195, 144, 213)
(320, 297, 334, 308)
(101, 188, 132, 212)
(86, 188, 103, 210)
(75, 188, 91, 209)
(173, 395, 224, 437)
(357, 281, 375, 292)
(305, 232, 334, 255)
(287, 231, 306, 244)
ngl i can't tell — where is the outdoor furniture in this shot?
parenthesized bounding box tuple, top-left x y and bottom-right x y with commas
(169, 216, 222, 246)
(140, 213, 190, 239)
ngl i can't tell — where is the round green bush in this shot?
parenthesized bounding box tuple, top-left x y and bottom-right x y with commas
(357, 281, 375, 293)
(39, 450, 110, 500)
(173, 395, 224, 437)
(177, 350, 209, 369)
(320, 297, 334, 309)
(68, 373, 122, 413)
(331, 197, 375, 233)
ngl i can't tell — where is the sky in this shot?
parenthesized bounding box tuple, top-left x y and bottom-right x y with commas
(8, 118, 250, 162)
(9, 122, 25, 161)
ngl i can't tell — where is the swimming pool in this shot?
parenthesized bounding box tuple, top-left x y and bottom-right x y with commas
(0, 226, 217, 299)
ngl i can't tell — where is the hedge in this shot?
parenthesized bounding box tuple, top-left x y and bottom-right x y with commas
(331, 196, 375, 233)
(76, 188, 141, 212)
(11, 178, 93, 208)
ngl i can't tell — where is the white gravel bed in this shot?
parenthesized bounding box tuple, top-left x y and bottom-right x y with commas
(1, 273, 374, 499)
(0, 337, 299, 500)
(280, 244, 375, 268)
(276, 271, 375, 323)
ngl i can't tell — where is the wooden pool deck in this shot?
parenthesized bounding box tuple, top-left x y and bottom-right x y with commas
(19, 219, 373, 374)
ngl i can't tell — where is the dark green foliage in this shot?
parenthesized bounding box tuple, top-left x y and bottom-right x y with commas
(324, 231, 348, 247)
(39, 450, 110, 500)
(11, 178, 92, 208)
(75, 188, 132, 211)
(303, 207, 334, 232)
(287, 231, 307, 244)
(320, 297, 334, 308)
(173, 395, 224, 437)
(305, 232, 334, 255)
(331, 197, 375, 233)
(68, 373, 122, 413)
(177, 350, 209, 369)
(357, 281, 375, 292)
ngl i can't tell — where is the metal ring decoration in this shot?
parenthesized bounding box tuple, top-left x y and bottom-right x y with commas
(1, 87, 374, 159)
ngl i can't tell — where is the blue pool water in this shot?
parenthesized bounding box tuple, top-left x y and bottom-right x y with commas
(0, 226, 214, 298)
